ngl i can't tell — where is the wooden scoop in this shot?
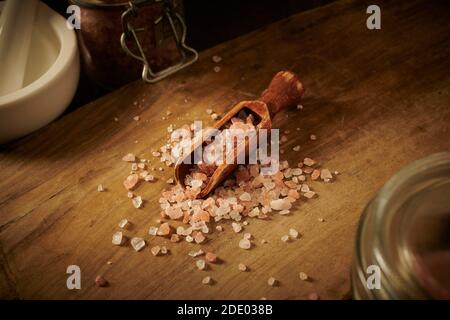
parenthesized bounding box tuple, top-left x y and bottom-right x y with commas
(175, 70, 304, 198)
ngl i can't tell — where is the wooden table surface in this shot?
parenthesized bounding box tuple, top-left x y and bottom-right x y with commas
(0, 0, 449, 300)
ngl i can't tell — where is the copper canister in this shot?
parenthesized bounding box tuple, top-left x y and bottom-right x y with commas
(70, 0, 197, 89)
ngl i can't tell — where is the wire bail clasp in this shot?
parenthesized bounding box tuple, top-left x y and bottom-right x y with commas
(120, 0, 198, 83)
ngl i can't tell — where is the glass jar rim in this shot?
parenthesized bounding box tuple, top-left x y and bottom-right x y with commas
(354, 151, 450, 299)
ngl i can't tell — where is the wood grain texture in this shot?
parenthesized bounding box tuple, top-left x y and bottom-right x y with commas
(0, 0, 449, 299)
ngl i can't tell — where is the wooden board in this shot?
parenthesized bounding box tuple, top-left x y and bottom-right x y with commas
(0, 0, 449, 299)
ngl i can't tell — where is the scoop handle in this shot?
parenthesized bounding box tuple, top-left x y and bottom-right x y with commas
(259, 71, 305, 116)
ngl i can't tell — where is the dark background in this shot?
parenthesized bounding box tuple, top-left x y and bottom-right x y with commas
(42, 0, 334, 109)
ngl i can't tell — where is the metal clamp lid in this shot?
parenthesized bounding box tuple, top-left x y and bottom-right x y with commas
(120, 0, 198, 83)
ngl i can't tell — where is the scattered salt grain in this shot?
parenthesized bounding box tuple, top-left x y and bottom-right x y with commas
(127, 191, 134, 198)
(151, 246, 161, 256)
(232, 222, 242, 233)
(148, 226, 158, 236)
(213, 66, 221, 73)
(194, 232, 206, 244)
(238, 263, 247, 272)
(123, 174, 139, 190)
(299, 272, 309, 281)
(133, 116, 140, 121)
(311, 169, 321, 180)
(196, 259, 206, 270)
(122, 153, 136, 162)
(289, 228, 299, 239)
(95, 275, 108, 287)
(206, 108, 213, 115)
(211, 113, 219, 120)
(308, 292, 320, 300)
(112, 232, 125, 246)
(97, 184, 105, 192)
(205, 252, 218, 263)
(281, 235, 290, 242)
(310, 134, 317, 141)
(239, 238, 251, 250)
(297, 104, 303, 110)
(132, 196, 143, 208)
(131, 237, 146, 252)
(267, 277, 278, 286)
(303, 191, 316, 199)
(118, 219, 130, 229)
(189, 249, 204, 257)
(318, 218, 325, 222)
(145, 174, 155, 182)
(320, 169, 333, 181)
(243, 233, 252, 240)
(212, 55, 222, 63)
(202, 276, 212, 285)
(215, 226, 223, 232)
(293, 145, 301, 152)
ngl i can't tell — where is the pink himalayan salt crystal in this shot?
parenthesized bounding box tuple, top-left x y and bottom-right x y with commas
(303, 158, 316, 166)
(311, 169, 321, 181)
(123, 174, 139, 190)
(122, 153, 136, 162)
(270, 198, 292, 211)
(320, 169, 333, 181)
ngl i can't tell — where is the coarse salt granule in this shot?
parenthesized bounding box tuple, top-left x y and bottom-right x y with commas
(123, 174, 139, 190)
(202, 276, 212, 285)
(311, 169, 321, 180)
(239, 192, 251, 201)
(131, 237, 146, 252)
(289, 228, 299, 239)
(270, 199, 292, 211)
(151, 246, 161, 256)
(95, 275, 108, 287)
(145, 174, 155, 182)
(196, 259, 206, 270)
(189, 249, 204, 257)
(118, 218, 130, 229)
(303, 157, 315, 166)
(239, 238, 251, 250)
(232, 222, 242, 233)
(133, 116, 140, 121)
(299, 272, 309, 281)
(308, 293, 320, 300)
(206, 108, 213, 115)
(122, 153, 136, 162)
(320, 169, 333, 181)
(112, 231, 125, 246)
(267, 277, 278, 287)
(238, 263, 247, 272)
(243, 233, 252, 240)
(211, 55, 222, 63)
(281, 235, 290, 242)
(303, 191, 316, 199)
(132, 196, 143, 208)
(310, 134, 317, 141)
(213, 66, 221, 73)
(97, 184, 105, 192)
(148, 226, 158, 236)
(293, 145, 301, 152)
(205, 252, 218, 263)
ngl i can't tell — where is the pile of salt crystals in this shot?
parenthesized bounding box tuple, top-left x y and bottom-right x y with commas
(159, 157, 327, 243)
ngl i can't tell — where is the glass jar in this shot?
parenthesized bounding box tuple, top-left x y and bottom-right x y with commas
(70, 0, 197, 88)
(352, 151, 450, 299)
